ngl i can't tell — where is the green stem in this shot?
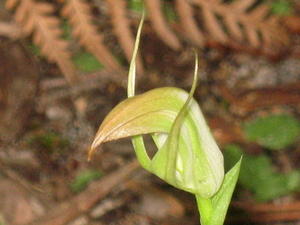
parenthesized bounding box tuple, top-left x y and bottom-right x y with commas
(196, 195, 213, 225)
(131, 136, 151, 170)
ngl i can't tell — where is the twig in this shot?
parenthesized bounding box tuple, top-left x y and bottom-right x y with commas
(27, 160, 140, 225)
(231, 200, 300, 223)
(38, 70, 127, 108)
(40, 70, 126, 91)
(0, 158, 44, 195)
(218, 82, 300, 114)
(233, 201, 300, 213)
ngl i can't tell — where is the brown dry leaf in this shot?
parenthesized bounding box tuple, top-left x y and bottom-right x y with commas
(208, 117, 244, 145)
(61, 0, 121, 72)
(218, 83, 300, 115)
(6, 0, 78, 84)
(0, 21, 22, 39)
(283, 16, 300, 34)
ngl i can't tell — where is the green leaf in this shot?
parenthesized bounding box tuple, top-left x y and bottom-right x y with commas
(210, 158, 241, 225)
(270, 0, 293, 16)
(128, 0, 144, 13)
(243, 114, 300, 150)
(27, 43, 41, 56)
(70, 169, 102, 193)
(224, 144, 300, 201)
(72, 51, 103, 72)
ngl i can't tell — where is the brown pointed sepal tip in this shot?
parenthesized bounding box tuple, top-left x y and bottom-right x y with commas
(87, 147, 95, 162)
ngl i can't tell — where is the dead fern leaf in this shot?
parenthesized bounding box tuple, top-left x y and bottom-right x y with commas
(199, 1, 228, 44)
(143, 0, 289, 54)
(4, 0, 294, 78)
(175, 0, 204, 46)
(105, 0, 144, 74)
(61, 0, 122, 72)
(188, 0, 290, 54)
(145, 0, 182, 50)
(5, 0, 78, 84)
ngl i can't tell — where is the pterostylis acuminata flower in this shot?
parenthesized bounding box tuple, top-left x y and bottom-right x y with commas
(89, 13, 241, 225)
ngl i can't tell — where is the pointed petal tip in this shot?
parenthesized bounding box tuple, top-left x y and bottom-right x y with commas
(88, 139, 102, 161)
(87, 147, 95, 161)
(88, 132, 107, 161)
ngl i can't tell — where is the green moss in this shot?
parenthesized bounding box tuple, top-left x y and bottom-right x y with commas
(72, 51, 103, 72)
(70, 169, 103, 193)
(27, 43, 41, 56)
(29, 131, 70, 154)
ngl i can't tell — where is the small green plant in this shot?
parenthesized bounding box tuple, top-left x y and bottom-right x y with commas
(27, 43, 41, 57)
(225, 144, 300, 201)
(29, 131, 70, 153)
(89, 14, 241, 225)
(163, 2, 178, 22)
(61, 21, 72, 41)
(0, 214, 6, 225)
(244, 114, 300, 150)
(270, 0, 293, 15)
(70, 169, 103, 193)
(72, 51, 103, 72)
(128, 0, 144, 13)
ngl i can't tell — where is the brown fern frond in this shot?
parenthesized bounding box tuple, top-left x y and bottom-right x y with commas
(199, 1, 228, 44)
(5, 0, 78, 84)
(105, 0, 144, 74)
(145, 0, 182, 50)
(61, 0, 122, 72)
(175, 0, 204, 46)
(188, 0, 289, 54)
(231, 0, 256, 11)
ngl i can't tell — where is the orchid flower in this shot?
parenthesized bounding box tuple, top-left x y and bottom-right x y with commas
(89, 13, 241, 225)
